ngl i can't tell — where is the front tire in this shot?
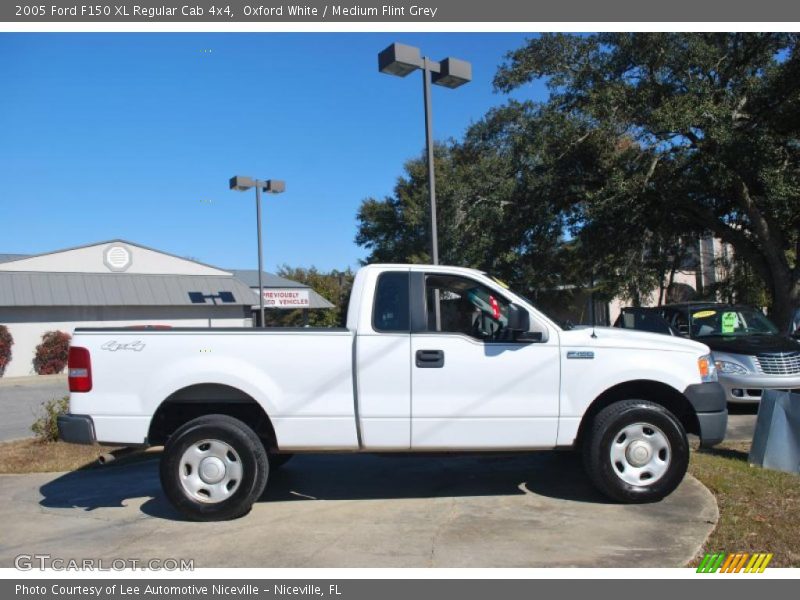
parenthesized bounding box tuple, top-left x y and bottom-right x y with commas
(583, 400, 689, 503)
(160, 414, 269, 521)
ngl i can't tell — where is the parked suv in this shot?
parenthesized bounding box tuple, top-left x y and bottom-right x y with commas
(615, 303, 800, 404)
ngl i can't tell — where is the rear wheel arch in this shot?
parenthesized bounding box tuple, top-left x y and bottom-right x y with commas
(575, 379, 699, 448)
(147, 383, 278, 450)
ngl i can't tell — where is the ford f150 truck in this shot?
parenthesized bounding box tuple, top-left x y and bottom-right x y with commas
(58, 264, 727, 521)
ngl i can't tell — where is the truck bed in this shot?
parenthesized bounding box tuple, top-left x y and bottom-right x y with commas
(69, 327, 359, 448)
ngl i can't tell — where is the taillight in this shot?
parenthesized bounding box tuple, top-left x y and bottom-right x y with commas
(68, 347, 92, 392)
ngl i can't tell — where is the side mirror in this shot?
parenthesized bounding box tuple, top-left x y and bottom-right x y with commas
(516, 331, 544, 343)
(506, 303, 530, 332)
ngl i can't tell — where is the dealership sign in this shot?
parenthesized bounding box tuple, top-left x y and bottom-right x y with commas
(258, 288, 310, 308)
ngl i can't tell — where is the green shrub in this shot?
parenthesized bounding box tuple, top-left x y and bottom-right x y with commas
(0, 325, 12, 377)
(33, 330, 71, 375)
(31, 396, 69, 443)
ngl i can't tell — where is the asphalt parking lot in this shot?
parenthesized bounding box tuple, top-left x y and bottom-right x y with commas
(0, 451, 718, 568)
(0, 375, 68, 441)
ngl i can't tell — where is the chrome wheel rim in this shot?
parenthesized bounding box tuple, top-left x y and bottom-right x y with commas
(609, 422, 671, 487)
(178, 439, 243, 503)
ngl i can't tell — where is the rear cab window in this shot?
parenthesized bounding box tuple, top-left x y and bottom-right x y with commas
(372, 272, 410, 332)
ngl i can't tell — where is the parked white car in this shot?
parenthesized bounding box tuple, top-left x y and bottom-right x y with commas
(59, 264, 727, 520)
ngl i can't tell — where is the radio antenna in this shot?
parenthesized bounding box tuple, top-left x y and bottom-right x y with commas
(590, 270, 597, 338)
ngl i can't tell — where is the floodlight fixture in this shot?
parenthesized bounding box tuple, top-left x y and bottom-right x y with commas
(228, 174, 286, 327)
(377, 42, 471, 267)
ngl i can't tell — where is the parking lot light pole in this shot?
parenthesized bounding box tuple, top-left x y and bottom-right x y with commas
(378, 42, 472, 266)
(229, 176, 286, 328)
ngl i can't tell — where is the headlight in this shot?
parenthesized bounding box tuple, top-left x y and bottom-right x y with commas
(714, 360, 748, 375)
(698, 354, 718, 382)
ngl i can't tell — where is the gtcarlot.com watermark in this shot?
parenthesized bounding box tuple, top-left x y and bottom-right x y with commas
(15, 554, 194, 571)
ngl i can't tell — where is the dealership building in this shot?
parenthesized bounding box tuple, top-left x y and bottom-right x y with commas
(0, 240, 333, 377)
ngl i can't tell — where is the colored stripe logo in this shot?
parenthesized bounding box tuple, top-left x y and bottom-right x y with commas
(696, 552, 773, 573)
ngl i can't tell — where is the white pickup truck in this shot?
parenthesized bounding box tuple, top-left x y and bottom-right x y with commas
(59, 264, 727, 521)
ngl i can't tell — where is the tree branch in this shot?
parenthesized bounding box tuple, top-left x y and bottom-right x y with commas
(732, 176, 791, 274)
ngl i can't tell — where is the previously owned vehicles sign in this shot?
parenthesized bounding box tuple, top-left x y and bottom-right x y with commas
(262, 288, 310, 308)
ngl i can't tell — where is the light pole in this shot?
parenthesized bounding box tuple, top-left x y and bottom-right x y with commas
(378, 42, 472, 265)
(229, 175, 286, 328)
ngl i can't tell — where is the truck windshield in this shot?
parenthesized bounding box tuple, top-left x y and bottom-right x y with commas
(689, 307, 779, 338)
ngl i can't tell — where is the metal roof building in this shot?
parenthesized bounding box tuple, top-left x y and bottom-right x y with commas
(0, 272, 257, 307)
(0, 240, 334, 377)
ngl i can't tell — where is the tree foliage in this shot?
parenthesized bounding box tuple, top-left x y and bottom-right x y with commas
(495, 32, 800, 325)
(356, 34, 800, 326)
(0, 325, 12, 377)
(263, 266, 354, 328)
(33, 330, 71, 375)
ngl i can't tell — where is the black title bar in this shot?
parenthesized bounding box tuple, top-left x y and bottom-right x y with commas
(4, 0, 800, 22)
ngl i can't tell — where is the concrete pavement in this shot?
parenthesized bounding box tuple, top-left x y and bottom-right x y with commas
(726, 404, 759, 442)
(0, 375, 67, 441)
(0, 451, 718, 568)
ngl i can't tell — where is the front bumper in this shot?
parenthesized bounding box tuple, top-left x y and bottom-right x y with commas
(683, 382, 728, 448)
(719, 373, 800, 404)
(57, 414, 96, 445)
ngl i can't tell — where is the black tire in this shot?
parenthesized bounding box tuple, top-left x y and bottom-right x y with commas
(583, 400, 689, 503)
(268, 452, 294, 469)
(160, 414, 269, 521)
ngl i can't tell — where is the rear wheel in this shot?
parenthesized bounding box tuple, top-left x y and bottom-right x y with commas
(160, 414, 268, 521)
(583, 400, 689, 503)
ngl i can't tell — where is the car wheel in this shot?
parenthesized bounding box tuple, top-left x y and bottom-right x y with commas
(160, 414, 268, 521)
(583, 400, 689, 503)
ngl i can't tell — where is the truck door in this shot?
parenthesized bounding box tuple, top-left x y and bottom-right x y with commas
(410, 272, 560, 449)
(355, 270, 412, 449)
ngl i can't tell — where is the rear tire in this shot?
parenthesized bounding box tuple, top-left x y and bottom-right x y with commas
(160, 414, 268, 521)
(583, 400, 689, 503)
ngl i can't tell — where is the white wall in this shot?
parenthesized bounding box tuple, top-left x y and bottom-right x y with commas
(0, 242, 230, 276)
(0, 306, 251, 378)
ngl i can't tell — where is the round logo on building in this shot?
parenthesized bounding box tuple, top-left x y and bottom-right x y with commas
(103, 243, 133, 272)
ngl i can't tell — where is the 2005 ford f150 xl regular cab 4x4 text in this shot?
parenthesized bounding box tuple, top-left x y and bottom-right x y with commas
(58, 264, 728, 520)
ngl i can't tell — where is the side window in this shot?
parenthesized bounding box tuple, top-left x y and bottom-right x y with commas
(620, 309, 672, 335)
(425, 274, 512, 341)
(372, 272, 410, 332)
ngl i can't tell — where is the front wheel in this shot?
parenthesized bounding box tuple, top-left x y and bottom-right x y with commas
(160, 414, 269, 521)
(583, 400, 689, 503)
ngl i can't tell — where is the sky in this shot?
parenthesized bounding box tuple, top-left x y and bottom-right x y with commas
(0, 33, 549, 272)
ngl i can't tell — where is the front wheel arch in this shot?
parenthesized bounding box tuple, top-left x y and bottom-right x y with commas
(575, 380, 699, 448)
